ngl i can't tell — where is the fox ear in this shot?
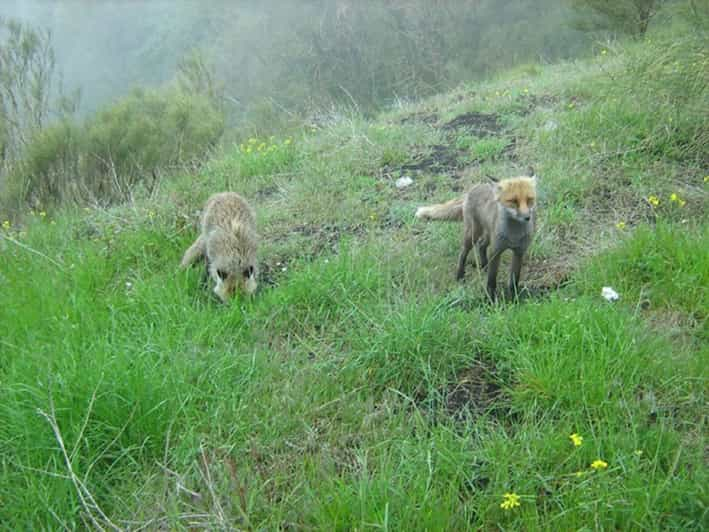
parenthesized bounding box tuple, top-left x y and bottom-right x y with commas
(493, 182, 504, 199)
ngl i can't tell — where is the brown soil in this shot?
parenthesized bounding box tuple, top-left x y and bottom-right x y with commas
(397, 144, 466, 174)
(386, 110, 512, 177)
(260, 222, 366, 286)
(444, 360, 506, 420)
(442, 111, 504, 136)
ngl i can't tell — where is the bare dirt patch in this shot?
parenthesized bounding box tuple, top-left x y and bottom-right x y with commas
(444, 359, 507, 420)
(385, 110, 512, 177)
(397, 144, 466, 175)
(260, 222, 366, 286)
(442, 111, 504, 137)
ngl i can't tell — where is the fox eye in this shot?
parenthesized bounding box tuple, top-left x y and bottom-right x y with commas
(217, 269, 229, 281)
(243, 266, 254, 278)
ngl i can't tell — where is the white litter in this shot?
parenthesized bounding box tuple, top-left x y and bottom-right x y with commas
(601, 286, 620, 302)
(395, 176, 413, 189)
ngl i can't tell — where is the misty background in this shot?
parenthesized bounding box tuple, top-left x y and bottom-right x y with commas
(0, 0, 610, 208)
(0, 1, 589, 118)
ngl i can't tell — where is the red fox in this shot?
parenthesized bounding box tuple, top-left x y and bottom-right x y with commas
(181, 192, 258, 302)
(415, 169, 537, 299)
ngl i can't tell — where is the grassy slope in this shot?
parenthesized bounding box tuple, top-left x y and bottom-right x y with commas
(1, 30, 707, 530)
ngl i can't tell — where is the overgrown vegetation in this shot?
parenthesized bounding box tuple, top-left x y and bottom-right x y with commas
(1, 3, 707, 530)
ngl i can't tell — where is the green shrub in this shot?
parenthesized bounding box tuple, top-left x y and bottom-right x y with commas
(84, 86, 224, 183)
(4, 86, 224, 207)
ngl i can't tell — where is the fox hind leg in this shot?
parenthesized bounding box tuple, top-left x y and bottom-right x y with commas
(456, 224, 474, 280)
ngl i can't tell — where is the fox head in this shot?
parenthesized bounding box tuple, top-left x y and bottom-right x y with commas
(495, 170, 537, 224)
(207, 225, 258, 302)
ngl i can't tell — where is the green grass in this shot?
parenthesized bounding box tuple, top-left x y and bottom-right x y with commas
(1, 24, 708, 530)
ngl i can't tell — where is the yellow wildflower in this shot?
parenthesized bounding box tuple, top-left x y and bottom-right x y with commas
(39, 211, 47, 218)
(148, 210, 155, 219)
(50, 220, 56, 225)
(670, 193, 686, 207)
(284, 138, 292, 145)
(500, 492, 521, 510)
(246, 146, 252, 153)
(590, 459, 608, 470)
(523, 88, 529, 94)
(647, 195, 660, 207)
(616, 221, 626, 230)
(704, 176, 709, 183)
(569, 433, 583, 447)
(2, 220, 10, 230)
(568, 103, 575, 109)
(634, 450, 643, 457)
(601, 49, 607, 55)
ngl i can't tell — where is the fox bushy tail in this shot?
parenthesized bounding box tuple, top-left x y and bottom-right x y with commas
(415, 197, 464, 221)
(180, 235, 205, 268)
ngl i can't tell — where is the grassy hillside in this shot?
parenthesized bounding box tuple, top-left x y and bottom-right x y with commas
(1, 29, 707, 529)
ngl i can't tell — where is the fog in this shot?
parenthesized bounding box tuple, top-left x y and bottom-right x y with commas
(0, 1, 588, 118)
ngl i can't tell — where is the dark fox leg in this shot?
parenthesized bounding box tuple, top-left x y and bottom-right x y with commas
(200, 256, 211, 289)
(456, 225, 474, 280)
(509, 251, 525, 297)
(486, 251, 503, 301)
(476, 239, 489, 269)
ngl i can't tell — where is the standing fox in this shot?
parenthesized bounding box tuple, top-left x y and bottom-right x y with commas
(181, 192, 258, 302)
(415, 169, 537, 300)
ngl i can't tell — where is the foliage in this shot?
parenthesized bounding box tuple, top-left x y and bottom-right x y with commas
(569, 0, 667, 37)
(4, 86, 224, 207)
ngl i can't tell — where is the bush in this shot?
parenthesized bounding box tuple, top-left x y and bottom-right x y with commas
(569, 0, 667, 37)
(4, 86, 224, 207)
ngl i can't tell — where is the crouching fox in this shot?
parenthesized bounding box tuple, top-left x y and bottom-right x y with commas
(416, 169, 538, 300)
(181, 192, 258, 302)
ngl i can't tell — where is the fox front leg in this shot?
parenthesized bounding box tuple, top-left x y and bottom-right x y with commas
(509, 250, 524, 298)
(485, 252, 502, 301)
